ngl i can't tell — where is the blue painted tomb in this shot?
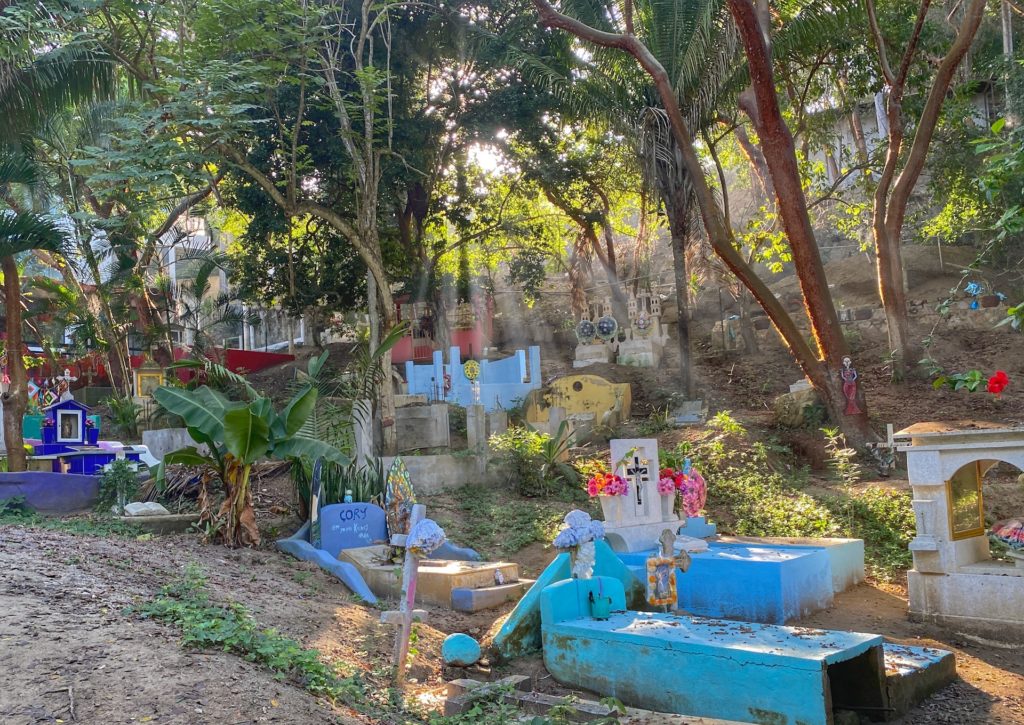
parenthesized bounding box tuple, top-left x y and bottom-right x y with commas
(540, 576, 889, 725)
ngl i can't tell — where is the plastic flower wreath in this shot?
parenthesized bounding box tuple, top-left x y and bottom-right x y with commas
(672, 461, 707, 518)
(987, 370, 1010, 397)
(586, 471, 629, 497)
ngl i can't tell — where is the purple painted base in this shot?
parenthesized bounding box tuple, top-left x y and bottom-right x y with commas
(0, 472, 100, 514)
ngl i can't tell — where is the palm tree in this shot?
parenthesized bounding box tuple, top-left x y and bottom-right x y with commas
(0, 153, 68, 469)
(1, 18, 113, 468)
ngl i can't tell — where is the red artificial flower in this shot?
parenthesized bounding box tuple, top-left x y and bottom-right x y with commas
(987, 370, 1010, 396)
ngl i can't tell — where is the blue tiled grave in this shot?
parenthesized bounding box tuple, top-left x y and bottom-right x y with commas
(618, 541, 833, 624)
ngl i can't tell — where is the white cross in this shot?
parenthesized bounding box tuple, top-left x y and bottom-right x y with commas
(380, 503, 428, 686)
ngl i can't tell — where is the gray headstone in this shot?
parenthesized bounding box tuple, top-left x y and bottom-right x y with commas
(319, 503, 388, 557)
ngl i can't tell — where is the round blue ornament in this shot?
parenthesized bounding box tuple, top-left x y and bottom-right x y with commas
(596, 315, 618, 341)
(441, 633, 482, 667)
(576, 319, 596, 344)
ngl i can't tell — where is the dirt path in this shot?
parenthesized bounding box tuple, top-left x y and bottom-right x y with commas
(0, 527, 386, 725)
(799, 582, 1024, 724)
(4, 526, 1024, 725)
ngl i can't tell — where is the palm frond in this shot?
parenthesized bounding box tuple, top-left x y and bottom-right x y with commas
(0, 211, 67, 256)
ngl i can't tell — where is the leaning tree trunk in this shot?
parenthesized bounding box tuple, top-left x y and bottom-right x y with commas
(2, 255, 28, 472)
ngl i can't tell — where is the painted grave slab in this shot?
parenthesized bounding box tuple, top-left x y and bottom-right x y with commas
(617, 542, 833, 624)
(319, 504, 388, 558)
(540, 576, 886, 725)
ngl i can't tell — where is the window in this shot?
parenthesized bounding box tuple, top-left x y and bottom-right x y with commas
(56, 410, 83, 443)
(947, 462, 985, 540)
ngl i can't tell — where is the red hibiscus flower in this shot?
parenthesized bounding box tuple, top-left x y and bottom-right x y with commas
(987, 370, 1010, 396)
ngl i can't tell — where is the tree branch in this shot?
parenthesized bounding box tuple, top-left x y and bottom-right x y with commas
(864, 0, 896, 86)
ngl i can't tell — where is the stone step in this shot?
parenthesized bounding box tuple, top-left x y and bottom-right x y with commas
(451, 579, 534, 612)
(883, 642, 956, 719)
(418, 558, 521, 590)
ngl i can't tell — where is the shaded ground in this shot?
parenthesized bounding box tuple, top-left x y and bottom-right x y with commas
(3, 524, 1024, 724)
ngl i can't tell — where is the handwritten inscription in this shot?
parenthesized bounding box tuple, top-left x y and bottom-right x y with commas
(320, 503, 388, 555)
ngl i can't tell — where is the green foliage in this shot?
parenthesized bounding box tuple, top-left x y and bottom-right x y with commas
(0, 497, 142, 536)
(105, 394, 142, 440)
(96, 459, 140, 515)
(707, 410, 746, 437)
(667, 422, 913, 580)
(931, 369, 985, 392)
(823, 487, 915, 582)
(137, 565, 362, 704)
(154, 382, 347, 479)
(292, 457, 387, 508)
(429, 686, 623, 725)
(821, 427, 862, 487)
(637, 407, 675, 436)
(489, 423, 578, 498)
(433, 485, 572, 560)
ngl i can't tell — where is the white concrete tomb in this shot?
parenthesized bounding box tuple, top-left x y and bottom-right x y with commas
(895, 423, 1024, 641)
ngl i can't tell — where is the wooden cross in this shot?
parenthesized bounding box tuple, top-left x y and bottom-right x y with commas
(380, 503, 428, 686)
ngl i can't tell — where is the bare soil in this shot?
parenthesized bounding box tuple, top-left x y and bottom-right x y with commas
(1, 521, 1022, 724)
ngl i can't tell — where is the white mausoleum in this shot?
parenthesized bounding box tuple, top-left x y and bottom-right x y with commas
(896, 423, 1024, 641)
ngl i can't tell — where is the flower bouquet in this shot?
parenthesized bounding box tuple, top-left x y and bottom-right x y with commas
(587, 470, 628, 525)
(675, 467, 707, 519)
(41, 417, 55, 444)
(658, 468, 678, 520)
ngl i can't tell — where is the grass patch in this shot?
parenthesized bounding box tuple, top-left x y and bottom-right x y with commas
(823, 487, 915, 581)
(136, 564, 362, 705)
(0, 496, 142, 537)
(432, 485, 589, 560)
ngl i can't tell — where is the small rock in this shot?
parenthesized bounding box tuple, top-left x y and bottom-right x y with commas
(441, 633, 481, 667)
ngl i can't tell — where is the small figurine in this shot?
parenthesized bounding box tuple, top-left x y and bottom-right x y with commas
(841, 356, 862, 415)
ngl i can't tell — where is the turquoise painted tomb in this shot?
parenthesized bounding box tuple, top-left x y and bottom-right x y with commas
(538, 575, 950, 725)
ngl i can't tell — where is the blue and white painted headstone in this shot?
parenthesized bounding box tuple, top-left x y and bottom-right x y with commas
(319, 503, 388, 557)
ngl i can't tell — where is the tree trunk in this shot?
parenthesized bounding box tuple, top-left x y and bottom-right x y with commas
(216, 456, 260, 547)
(668, 188, 695, 399)
(531, 0, 877, 447)
(867, 0, 985, 378)
(2, 256, 28, 472)
(367, 268, 398, 455)
(732, 123, 774, 205)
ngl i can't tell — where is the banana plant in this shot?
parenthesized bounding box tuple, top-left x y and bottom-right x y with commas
(154, 383, 347, 547)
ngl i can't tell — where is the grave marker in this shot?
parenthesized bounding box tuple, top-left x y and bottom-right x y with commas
(319, 504, 388, 557)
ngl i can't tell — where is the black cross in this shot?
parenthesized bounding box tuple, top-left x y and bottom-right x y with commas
(627, 455, 650, 507)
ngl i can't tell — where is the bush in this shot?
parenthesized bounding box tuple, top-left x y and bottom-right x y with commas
(105, 394, 141, 439)
(96, 459, 140, 514)
(824, 486, 915, 581)
(488, 423, 578, 497)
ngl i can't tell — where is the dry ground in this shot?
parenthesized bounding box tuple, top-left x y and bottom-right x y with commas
(2, 524, 1023, 725)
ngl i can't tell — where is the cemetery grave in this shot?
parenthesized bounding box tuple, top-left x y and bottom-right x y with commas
(4, 6, 1024, 716)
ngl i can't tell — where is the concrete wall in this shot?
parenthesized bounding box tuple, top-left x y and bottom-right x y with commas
(394, 403, 450, 453)
(142, 428, 206, 461)
(405, 346, 542, 411)
(381, 454, 498, 494)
